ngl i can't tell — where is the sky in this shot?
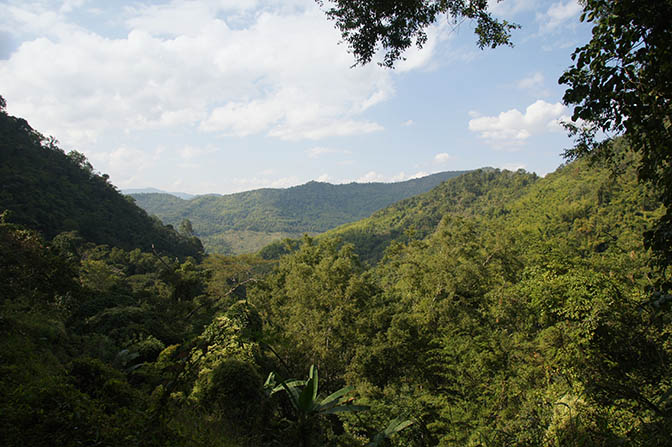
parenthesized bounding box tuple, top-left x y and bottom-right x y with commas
(0, 0, 592, 195)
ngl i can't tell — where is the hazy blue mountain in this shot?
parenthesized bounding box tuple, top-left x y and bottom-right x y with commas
(122, 187, 198, 200)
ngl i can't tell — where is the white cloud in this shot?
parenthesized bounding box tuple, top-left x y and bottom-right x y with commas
(538, 1, 582, 33)
(357, 171, 387, 183)
(271, 120, 383, 141)
(316, 173, 330, 182)
(177, 145, 219, 160)
(0, 1, 396, 148)
(228, 174, 301, 192)
(401, 119, 415, 127)
(434, 152, 453, 164)
(468, 100, 567, 148)
(516, 72, 550, 97)
(517, 72, 544, 90)
(61, 0, 89, 13)
(408, 171, 428, 179)
(306, 146, 351, 159)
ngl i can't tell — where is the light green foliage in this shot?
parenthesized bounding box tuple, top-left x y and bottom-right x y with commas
(327, 168, 538, 264)
(252, 236, 375, 387)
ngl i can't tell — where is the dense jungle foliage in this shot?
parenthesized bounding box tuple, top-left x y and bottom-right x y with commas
(2, 97, 671, 445)
(129, 171, 466, 254)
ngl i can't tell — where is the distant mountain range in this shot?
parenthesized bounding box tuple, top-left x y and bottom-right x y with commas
(128, 171, 469, 254)
(122, 188, 197, 200)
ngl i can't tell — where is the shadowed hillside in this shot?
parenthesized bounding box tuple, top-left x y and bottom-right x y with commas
(0, 108, 204, 260)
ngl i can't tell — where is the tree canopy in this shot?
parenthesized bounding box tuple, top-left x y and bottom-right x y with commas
(559, 0, 672, 275)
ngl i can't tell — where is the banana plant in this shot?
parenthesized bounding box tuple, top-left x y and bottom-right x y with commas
(265, 364, 369, 417)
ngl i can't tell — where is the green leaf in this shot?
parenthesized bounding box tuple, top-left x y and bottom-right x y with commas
(314, 385, 354, 412)
(298, 377, 317, 412)
(279, 380, 300, 411)
(309, 365, 318, 402)
(382, 417, 413, 437)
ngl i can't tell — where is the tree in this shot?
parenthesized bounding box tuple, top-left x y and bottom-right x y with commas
(559, 0, 672, 274)
(178, 218, 194, 237)
(316, 0, 518, 67)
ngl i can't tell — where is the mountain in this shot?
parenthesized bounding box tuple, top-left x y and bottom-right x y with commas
(122, 187, 197, 200)
(129, 170, 468, 254)
(0, 109, 204, 260)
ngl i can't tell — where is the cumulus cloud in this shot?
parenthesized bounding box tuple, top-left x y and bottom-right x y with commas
(468, 100, 568, 148)
(489, 0, 536, 16)
(538, 1, 582, 33)
(228, 174, 301, 192)
(0, 0, 397, 148)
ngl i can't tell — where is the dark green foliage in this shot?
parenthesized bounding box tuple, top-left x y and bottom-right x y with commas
(0, 107, 203, 260)
(318, 0, 518, 67)
(130, 171, 467, 254)
(196, 358, 265, 423)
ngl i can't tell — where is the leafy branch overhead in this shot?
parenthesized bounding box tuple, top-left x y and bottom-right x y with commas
(317, 0, 518, 67)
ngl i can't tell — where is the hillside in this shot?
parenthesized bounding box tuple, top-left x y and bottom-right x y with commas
(320, 167, 538, 263)
(0, 108, 204, 260)
(130, 170, 467, 254)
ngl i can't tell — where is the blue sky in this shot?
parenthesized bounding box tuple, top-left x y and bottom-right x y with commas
(0, 0, 591, 194)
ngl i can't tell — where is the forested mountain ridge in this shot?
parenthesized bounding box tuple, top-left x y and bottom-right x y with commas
(0, 107, 204, 260)
(129, 170, 467, 254)
(318, 167, 539, 264)
(318, 148, 660, 266)
(122, 187, 196, 200)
